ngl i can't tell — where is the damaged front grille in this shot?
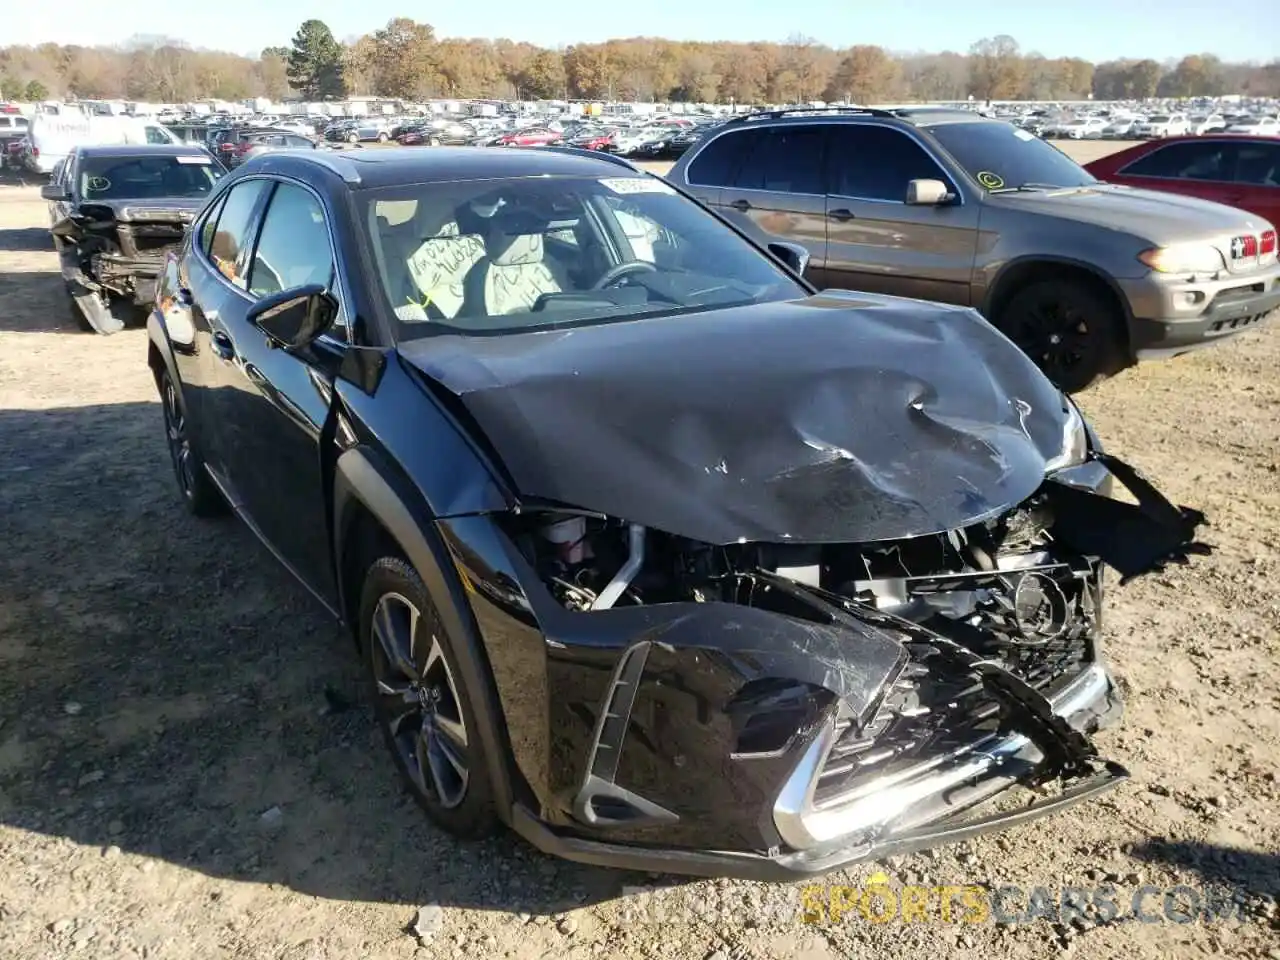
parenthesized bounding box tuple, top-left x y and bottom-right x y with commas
(812, 560, 1099, 807)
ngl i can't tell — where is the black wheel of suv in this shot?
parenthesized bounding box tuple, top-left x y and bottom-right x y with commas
(995, 279, 1125, 393)
(159, 369, 226, 517)
(359, 557, 499, 839)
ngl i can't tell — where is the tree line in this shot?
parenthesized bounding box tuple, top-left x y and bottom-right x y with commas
(2, 23, 1277, 106)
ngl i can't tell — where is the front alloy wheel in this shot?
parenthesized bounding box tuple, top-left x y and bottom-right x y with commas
(359, 557, 498, 838)
(371, 591, 470, 808)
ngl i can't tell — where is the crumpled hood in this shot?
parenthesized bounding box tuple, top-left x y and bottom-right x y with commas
(398, 292, 1073, 545)
(987, 183, 1262, 245)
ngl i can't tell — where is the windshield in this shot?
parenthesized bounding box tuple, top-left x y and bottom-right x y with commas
(78, 154, 221, 200)
(1149, 115, 1171, 123)
(927, 121, 1096, 191)
(1234, 118, 1260, 126)
(362, 174, 803, 340)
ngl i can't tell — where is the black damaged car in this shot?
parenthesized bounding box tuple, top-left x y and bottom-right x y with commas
(43, 144, 223, 334)
(147, 146, 1209, 879)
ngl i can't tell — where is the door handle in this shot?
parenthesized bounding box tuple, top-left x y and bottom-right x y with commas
(728, 198, 751, 212)
(211, 330, 235, 362)
(828, 208, 856, 222)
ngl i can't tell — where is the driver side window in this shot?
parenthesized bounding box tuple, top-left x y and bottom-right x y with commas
(247, 183, 339, 329)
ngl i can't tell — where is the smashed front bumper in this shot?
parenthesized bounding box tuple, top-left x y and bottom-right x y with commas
(515, 659, 1126, 881)
(772, 661, 1124, 861)
(441, 453, 1207, 881)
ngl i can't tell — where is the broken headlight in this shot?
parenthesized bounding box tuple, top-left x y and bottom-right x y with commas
(1044, 399, 1088, 474)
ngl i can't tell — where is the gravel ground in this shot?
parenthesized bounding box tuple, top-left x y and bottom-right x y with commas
(0, 140, 1278, 960)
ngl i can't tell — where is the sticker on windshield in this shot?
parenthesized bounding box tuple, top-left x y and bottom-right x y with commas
(599, 177, 674, 195)
(175, 155, 212, 164)
(1012, 128, 1035, 141)
(976, 171, 1005, 190)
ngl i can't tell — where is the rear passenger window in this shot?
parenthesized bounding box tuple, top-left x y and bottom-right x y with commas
(686, 129, 763, 187)
(206, 179, 268, 287)
(1234, 144, 1280, 187)
(1120, 142, 1231, 181)
(826, 126, 950, 202)
(732, 127, 826, 194)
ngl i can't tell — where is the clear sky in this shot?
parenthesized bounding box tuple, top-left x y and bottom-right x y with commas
(5, 0, 1276, 63)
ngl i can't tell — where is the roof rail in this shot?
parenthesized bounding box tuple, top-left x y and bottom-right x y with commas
(725, 106, 899, 126)
(535, 145, 641, 172)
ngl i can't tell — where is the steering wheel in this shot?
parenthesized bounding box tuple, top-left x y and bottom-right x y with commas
(592, 260, 657, 290)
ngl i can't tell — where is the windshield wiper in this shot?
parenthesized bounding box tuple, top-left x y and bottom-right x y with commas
(989, 182, 1064, 193)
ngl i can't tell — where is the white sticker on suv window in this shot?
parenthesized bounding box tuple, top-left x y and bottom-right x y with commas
(1012, 129, 1035, 141)
(175, 155, 212, 164)
(599, 177, 674, 195)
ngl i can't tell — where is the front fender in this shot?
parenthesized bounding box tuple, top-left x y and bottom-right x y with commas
(332, 446, 519, 821)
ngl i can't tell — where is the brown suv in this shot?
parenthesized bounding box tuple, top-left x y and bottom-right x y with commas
(667, 108, 1280, 391)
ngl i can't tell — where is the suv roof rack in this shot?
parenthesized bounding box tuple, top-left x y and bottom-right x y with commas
(725, 106, 899, 125)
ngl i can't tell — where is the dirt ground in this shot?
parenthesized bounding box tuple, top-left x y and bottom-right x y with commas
(0, 140, 1277, 960)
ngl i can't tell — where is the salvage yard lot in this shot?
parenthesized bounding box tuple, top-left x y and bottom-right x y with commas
(0, 139, 1278, 960)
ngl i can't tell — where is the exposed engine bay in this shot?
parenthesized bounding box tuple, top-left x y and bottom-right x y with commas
(501, 460, 1208, 855)
(53, 203, 191, 334)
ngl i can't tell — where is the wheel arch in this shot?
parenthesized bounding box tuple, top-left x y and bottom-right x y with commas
(332, 444, 517, 821)
(982, 256, 1135, 358)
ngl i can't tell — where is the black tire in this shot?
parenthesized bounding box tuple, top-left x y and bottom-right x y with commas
(994, 279, 1126, 393)
(377, 131, 390, 143)
(159, 368, 226, 517)
(359, 557, 499, 839)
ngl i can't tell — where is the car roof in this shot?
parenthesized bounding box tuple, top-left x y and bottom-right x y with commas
(1116, 133, 1279, 147)
(76, 144, 210, 158)
(242, 146, 643, 188)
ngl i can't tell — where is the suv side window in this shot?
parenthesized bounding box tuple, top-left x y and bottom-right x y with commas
(206, 179, 269, 287)
(247, 182, 335, 301)
(826, 125, 952, 202)
(1120, 141, 1232, 181)
(686, 128, 765, 187)
(733, 126, 826, 194)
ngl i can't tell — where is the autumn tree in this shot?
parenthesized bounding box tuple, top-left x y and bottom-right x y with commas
(521, 49, 567, 99)
(24, 79, 48, 101)
(368, 18, 438, 99)
(287, 19, 345, 99)
(255, 47, 290, 100)
(826, 45, 899, 103)
(0, 33, 1274, 105)
(968, 35, 1024, 100)
(1159, 54, 1224, 97)
(563, 45, 612, 99)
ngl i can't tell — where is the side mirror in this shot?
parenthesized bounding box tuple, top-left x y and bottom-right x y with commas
(247, 283, 339, 350)
(41, 183, 70, 202)
(905, 178, 953, 205)
(767, 240, 811, 276)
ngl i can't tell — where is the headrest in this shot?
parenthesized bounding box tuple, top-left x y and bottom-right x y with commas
(491, 232, 544, 267)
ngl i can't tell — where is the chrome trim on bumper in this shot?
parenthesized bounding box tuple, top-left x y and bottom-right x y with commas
(773, 662, 1121, 851)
